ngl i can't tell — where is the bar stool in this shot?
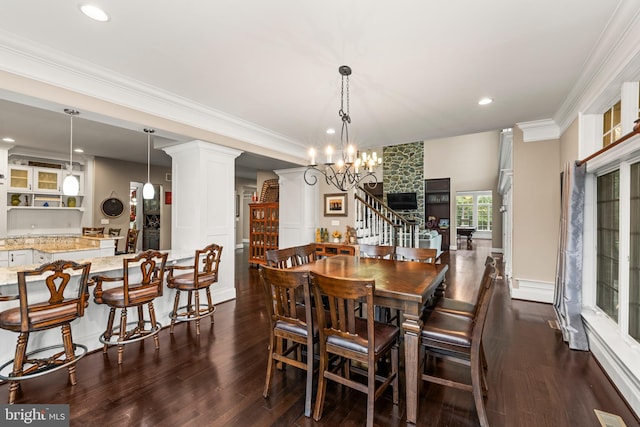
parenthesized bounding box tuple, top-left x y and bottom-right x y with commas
(0, 260, 92, 404)
(92, 250, 168, 364)
(166, 244, 222, 335)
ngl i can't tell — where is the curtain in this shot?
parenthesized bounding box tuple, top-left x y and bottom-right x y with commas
(554, 161, 589, 350)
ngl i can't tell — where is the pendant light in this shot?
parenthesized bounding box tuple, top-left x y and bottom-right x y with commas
(142, 128, 155, 200)
(62, 109, 80, 196)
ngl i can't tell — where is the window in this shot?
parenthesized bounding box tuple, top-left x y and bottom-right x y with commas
(596, 170, 620, 321)
(630, 161, 640, 341)
(602, 100, 622, 147)
(456, 195, 473, 226)
(456, 191, 492, 232)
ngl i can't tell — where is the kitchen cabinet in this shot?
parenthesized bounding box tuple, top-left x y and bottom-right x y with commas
(8, 165, 32, 191)
(33, 167, 61, 193)
(8, 249, 33, 267)
(0, 251, 8, 268)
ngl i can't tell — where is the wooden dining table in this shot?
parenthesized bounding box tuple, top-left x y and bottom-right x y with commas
(293, 255, 448, 424)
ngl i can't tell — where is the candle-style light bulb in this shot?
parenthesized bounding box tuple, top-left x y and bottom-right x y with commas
(326, 146, 333, 164)
(347, 145, 355, 163)
(309, 148, 316, 165)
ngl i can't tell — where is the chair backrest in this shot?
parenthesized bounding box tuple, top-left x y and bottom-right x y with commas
(470, 264, 497, 427)
(471, 256, 497, 316)
(82, 227, 105, 236)
(125, 229, 140, 253)
(16, 260, 92, 332)
(395, 246, 438, 264)
(295, 243, 317, 265)
(122, 250, 168, 305)
(265, 247, 299, 269)
(309, 271, 376, 360)
(194, 243, 222, 284)
(259, 265, 313, 334)
(108, 228, 121, 237)
(358, 244, 395, 259)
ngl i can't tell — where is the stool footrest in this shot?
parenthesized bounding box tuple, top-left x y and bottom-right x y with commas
(170, 304, 215, 323)
(100, 320, 163, 346)
(0, 343, 88, 381)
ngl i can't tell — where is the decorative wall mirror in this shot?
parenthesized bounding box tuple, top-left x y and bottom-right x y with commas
(101, 194, 125, 218)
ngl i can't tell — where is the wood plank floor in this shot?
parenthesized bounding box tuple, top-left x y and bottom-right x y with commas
(1, 241, 639, 426)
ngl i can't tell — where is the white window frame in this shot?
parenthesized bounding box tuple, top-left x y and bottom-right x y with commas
(455, 190, 492, 239)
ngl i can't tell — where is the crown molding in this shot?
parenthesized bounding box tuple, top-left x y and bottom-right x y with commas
(516, 119, 560, 142)
(554, 0, 640, 134)
(0, 29, 307, 160)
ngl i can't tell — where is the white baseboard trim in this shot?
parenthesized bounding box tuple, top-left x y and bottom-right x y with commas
(235, 243, 244, 249)
(491, 247, 503, 253)
(510, 278, 554, 303)
(582, 308, 640, 418)
(242, 238, 249, 243)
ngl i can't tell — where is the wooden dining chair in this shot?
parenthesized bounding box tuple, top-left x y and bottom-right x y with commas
(433, 256, 496, 318)
(0, 260, 92, 403)
(309, 271, 399, 427)
(419, 264, 497, 427)
(357, 243, 395, 259)
(295, 243, 318, 265)
(108, 228, 121, 253)
(260, 265, 316, 417)
(82, 226, 105, 236)
(116, 229, 139, 255)
(92, 250, 168, 364)
(265, 247, 299, 269)
(166, 243, 222, 335)
(395, 246, 438, 264)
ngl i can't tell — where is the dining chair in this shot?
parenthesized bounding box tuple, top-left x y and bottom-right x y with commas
(309, 271, 399, 427)
(432, 256, 496, 318)
(419, 264, 497, 427)
(260, 265, 316, 417)
(116, 228, 139, 255)
(265, 247, 299, 269)
(0, 260, 92, 403)
(295, 243, 318, 265)
(166, 243, 222, 335)
(92, 250, 168, 364)
(82, 226, 105, 236)
(395, 246, 438, 264)
(357, 243, 395, 259)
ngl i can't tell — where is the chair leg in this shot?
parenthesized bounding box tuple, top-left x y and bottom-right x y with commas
(148, 302, 160, 350)
(103, 308, 116, 353)
(137, 306, 145, 331)
(313, 351, 329, 421)
(194, 289, 201, 335)
(61, 324, 77, 386)
(118, 308, 127, 365)
(205, 287, 214, 323)
(391, 343, 399, 404)
(170, 290, 181, 334)
(8, 332, 28, 404)
(304, 342, 314, 418)
(263, 333, 276, 398)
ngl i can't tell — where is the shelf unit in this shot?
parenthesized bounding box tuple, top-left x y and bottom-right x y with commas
(425, 177, 451, 250)
(249, 202, 279, 265)
(314, 242, 356, 257)
(7, 164, 84, 211)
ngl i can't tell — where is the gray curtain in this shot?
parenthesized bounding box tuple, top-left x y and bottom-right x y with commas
(554, 161, 589, 350)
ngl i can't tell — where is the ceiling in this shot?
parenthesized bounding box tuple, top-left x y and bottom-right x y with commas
(0, 1, 631, 177)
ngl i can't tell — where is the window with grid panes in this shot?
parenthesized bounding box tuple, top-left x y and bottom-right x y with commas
(456, 195, 473, 227)
(602, 100, 622, 147)
(477, 195, 493, 231)
(630, 161, 640, 341)
(596, 170, 620, 321)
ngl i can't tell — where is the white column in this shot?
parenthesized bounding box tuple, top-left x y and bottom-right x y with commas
(275, 167, 319, 248)
(0, 143, 10, 237)
(164, 140, 242, 304)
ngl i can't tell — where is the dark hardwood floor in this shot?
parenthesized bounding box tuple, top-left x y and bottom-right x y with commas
(1, 241, 638, 426)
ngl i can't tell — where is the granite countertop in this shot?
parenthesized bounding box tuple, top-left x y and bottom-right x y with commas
(0, 235, 120, 253)
(0, 249, 194, 287)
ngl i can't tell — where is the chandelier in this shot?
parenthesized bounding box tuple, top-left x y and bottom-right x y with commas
(304, 65, 381, 191)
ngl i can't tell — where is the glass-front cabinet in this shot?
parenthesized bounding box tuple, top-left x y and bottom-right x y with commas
(8, 165, 32, 191)
(33, 167, 61, 193)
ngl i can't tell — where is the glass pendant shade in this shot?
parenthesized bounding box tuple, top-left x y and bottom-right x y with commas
(63, 173, 79, 196)
(143, 182, 155, 199)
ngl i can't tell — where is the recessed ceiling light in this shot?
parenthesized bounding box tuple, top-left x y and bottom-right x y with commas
(74, 148, 84, 153)
(80, 4, 110, 22)
(326, 128, 336, 135)
(478, 97, 493, 105)
(2, 137, 15, 142)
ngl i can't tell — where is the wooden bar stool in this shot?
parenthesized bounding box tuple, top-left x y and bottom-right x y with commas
(92, 250, 168, 364)
(166, 243, 222, 335)
(0, 260, 92, 404)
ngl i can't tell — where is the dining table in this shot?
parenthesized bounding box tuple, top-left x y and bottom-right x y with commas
(294, 255, 448, 424)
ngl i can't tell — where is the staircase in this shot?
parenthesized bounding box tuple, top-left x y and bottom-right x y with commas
(354, 186, 419, 247)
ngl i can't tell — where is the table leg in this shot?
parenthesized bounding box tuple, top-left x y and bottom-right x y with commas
(402, 312, 423, 424)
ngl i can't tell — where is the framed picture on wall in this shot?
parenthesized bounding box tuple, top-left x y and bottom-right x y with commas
(324, 193, 348, 216)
